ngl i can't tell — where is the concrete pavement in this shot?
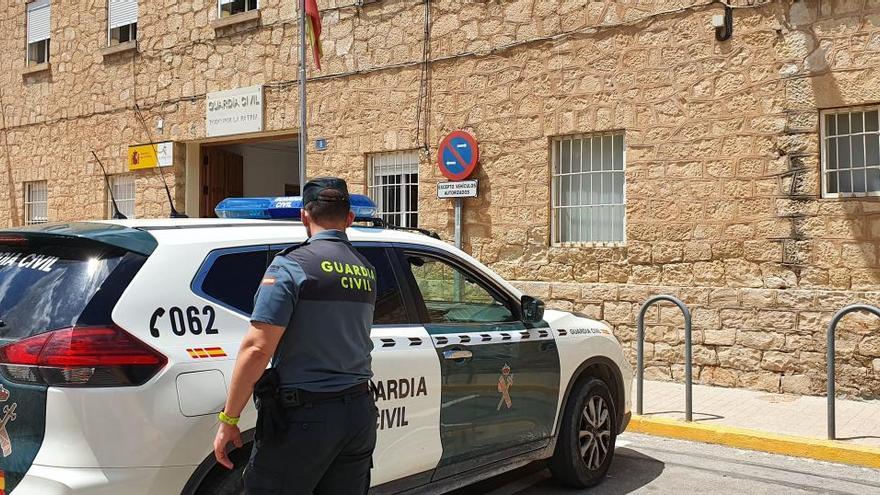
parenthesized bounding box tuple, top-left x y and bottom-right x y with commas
(451, 433, 880, 494)
(637, 379, 880, 447)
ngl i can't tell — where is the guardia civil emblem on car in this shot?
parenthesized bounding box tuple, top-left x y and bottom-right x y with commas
(0, 394, 17, 458)
(497, 364, 513, 410)
(0, 385, 14, 458)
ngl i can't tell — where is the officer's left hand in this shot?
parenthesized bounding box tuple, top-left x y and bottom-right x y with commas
(213, 423, 243, 469)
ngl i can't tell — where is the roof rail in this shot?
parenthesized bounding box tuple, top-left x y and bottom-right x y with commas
(358, 218, 441, 240)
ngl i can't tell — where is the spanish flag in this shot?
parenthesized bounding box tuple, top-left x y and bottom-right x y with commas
(305, 0, 323, 70)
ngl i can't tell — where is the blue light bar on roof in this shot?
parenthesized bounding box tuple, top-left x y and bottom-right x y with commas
(215, 194, 379, 220)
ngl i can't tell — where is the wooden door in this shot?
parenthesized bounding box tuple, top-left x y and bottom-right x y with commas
(201, 148, 244, 217)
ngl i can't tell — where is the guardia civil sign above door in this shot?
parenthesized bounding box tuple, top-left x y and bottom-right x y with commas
(205, 85, 264, 137)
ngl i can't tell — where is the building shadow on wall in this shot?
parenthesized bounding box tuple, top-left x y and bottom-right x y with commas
(798, 11, 880, 398)
(801, 16, 879, 288)
(0, 88, 20, 226)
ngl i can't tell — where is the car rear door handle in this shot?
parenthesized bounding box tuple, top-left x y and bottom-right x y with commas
(443, 349, 473, 360)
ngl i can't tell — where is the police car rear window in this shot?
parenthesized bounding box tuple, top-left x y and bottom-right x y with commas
(199, 248, 269, 315)
(0, 238, 127, 340)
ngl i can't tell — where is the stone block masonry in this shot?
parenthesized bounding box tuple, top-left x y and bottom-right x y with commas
(1, 1, 879, 397)
(520, 280, 880, 398)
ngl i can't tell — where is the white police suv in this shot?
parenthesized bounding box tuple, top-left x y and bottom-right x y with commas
(0, 195, 631, 494)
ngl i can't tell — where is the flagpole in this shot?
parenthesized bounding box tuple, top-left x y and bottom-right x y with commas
(298, 0, 307, 193)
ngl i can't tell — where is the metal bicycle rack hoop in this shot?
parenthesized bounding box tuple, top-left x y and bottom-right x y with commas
(636, 295, 694, 422)
(826, 304, 880, 440)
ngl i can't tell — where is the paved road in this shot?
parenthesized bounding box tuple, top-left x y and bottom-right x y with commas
(450, 433, 880, 494)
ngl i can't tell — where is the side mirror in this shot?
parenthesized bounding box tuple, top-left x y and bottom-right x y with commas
(521, 295, 545, 324)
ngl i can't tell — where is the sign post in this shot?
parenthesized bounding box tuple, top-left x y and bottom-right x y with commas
(437, 131, 480, 251)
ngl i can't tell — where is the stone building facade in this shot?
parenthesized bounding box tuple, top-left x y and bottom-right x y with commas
(1, 0, 879, 397)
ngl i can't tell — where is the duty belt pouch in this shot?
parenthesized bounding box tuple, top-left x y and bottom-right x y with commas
(253, 368, 286, 441)
(280, 389, 301, 407)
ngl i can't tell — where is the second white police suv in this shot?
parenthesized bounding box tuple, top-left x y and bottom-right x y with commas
(0, 195, 632, 494)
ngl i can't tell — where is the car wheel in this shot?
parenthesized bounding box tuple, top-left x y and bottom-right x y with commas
(548, 377, 617, 488)
(195, 444, 251, 495)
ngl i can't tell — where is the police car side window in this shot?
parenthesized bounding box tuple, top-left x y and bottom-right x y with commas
(405, 253, 516, 324)
(198, 247, 269, 315)
(354, 247, 409, 325)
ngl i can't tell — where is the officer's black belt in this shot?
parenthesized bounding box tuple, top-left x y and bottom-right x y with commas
(279, 382, 370, 408)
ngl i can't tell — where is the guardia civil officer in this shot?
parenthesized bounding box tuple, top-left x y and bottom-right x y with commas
(213, 177, 378, 495)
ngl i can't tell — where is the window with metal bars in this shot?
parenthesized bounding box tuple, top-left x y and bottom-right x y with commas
(24, 181, 48, 225)
(368, 151, 419, 228)
(552, 132, 625, 244)
(821, 107, 880, 198)
(108, 174, 136, 219)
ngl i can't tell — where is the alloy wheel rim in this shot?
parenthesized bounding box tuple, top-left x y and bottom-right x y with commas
(578, 394, 611, 470)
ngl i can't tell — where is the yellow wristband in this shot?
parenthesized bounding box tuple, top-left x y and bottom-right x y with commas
(218, 411, 240, 426)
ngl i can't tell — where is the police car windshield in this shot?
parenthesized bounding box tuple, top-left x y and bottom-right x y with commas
(0, 237, 126, 340)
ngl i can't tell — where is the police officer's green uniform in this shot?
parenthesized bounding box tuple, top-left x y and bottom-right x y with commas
(245, 178, 377, 495)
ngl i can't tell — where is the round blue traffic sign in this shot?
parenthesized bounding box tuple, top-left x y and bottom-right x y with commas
(438, 131, 479, 181)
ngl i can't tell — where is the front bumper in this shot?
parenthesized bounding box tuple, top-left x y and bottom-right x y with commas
(12, 464, 196, 495)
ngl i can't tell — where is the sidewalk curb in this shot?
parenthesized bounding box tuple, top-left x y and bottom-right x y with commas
(627, 415, 880, 469)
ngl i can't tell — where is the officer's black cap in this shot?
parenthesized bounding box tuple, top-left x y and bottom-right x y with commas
(302, 177, 351, 207)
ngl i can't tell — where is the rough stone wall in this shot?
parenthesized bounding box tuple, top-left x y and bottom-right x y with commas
(0, 0, 879, 396)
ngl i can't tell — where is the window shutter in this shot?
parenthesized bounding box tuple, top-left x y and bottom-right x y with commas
(109, 0, 138, 29)
(219, 0, 235, 4)
(27, 0, 51, 44)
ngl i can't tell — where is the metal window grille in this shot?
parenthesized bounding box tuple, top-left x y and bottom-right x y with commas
(24, 181, 48, 225)
(108, 174, 136, 219)
(552, 132, 626, 244)
(368, 151, 419, 228)
(821, 106, 880, 198)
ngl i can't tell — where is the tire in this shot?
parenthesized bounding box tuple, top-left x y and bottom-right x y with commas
(195, 444, 251, 495)
(548, 377, 617, 488)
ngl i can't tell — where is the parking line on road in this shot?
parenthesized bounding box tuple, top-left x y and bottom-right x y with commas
(628, 415, 880, 469)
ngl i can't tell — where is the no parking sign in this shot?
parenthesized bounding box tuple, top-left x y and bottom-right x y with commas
(437, 130, 479, 250)
(437, 130, 479, 181)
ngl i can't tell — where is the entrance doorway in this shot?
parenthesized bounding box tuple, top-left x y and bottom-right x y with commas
(199, 137, 299, 217)
(201, 147, 243, 218)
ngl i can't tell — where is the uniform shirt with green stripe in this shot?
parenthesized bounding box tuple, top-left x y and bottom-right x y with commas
(251, 230, 376, 392)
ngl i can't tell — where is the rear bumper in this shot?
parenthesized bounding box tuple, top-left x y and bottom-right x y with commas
(12, 464, 195, 495)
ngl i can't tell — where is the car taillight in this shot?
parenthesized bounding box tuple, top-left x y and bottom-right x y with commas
(0, 326, 167, 387)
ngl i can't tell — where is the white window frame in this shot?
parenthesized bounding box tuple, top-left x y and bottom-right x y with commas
(820, 105, 880, 199)
(368, 150, 420, 228)
(24, 181, 48, 225)
(26, 0, 51, 65)
(107, 0, 138, 46)
(108, 174, 136, 219)
(551, 132, 626, 246)
(218, 0, 259, 18)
